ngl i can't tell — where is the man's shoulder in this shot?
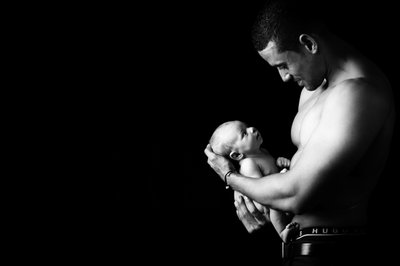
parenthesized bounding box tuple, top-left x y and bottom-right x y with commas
(331, 78, 388, 96)
(324, 77, 393, 119)
(328, 78, 391, 105)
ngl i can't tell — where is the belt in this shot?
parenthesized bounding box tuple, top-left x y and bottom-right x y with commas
(283, 242, 327, 258)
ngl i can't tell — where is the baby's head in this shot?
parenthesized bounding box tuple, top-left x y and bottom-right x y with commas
(209, 120, 263, 161)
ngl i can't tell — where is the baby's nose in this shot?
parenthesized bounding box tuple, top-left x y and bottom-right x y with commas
(249, 127, 257, 133)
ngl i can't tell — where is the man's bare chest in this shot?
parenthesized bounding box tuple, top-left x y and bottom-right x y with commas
(291, 93, 325, 147)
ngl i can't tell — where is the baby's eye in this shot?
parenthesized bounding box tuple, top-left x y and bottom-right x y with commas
(277, 64, 287, 70)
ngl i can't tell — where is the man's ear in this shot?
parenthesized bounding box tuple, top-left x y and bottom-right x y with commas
(299, 34, 318, 54)
(229, 151, 243, 161)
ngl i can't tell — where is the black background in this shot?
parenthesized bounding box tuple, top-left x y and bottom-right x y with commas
(50, 1, 399, 264)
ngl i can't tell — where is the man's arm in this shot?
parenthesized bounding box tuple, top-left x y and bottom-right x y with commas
(208, 80, 391, 213)
(238, 158, 270, 213)
(238, 159, 291, 235)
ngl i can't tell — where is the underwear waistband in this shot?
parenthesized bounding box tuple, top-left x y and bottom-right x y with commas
(294, 226, 366, 240)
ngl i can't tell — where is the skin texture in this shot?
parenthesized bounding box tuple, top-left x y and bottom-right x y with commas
(205, 32, 395, 233)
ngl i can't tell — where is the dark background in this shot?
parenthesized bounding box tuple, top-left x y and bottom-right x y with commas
(49, 0, 399, 264)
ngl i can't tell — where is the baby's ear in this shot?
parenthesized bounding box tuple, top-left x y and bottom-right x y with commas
(229, 151, 243, 161)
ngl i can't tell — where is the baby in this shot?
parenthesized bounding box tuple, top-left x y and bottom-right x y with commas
(209, 120, 298, 242)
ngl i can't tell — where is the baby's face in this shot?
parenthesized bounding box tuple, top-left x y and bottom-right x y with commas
(219, 121, 263, 154)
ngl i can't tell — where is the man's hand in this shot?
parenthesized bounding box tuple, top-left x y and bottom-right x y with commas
(204, 144, 235, 181)
(234, 191, 269, 233)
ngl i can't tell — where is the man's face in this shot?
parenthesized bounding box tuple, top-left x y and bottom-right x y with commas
(258, 41, 323, 91)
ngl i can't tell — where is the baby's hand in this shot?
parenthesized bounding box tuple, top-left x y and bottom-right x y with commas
(276, 157, 291, 169)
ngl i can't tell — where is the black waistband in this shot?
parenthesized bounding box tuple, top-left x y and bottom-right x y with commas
(294, 226, 366, 240)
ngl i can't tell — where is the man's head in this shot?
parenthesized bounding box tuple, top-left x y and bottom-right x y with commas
(252, 0, 327, 91)
(209, 120, 263, 161)
(251, 0, 326, 53)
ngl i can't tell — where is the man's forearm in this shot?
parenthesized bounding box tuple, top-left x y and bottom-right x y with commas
(227, 171, 297, 212)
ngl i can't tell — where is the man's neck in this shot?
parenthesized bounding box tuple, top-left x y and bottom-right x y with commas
(322, 34, 362, 88)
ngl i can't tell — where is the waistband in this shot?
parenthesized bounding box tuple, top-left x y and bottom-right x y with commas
(294, 226, 366, 241)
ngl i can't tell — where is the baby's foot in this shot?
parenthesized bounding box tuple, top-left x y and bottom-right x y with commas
(280, 222, 300, 243)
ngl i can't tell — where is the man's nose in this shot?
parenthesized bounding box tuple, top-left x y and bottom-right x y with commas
(278, 69, 291, 82)
(249, 127, 257, 134)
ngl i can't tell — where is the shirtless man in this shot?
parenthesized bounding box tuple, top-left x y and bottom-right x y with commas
(204, 1, 395, 265)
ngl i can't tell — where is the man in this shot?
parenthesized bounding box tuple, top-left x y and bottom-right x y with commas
(204, 0, 395, 265)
